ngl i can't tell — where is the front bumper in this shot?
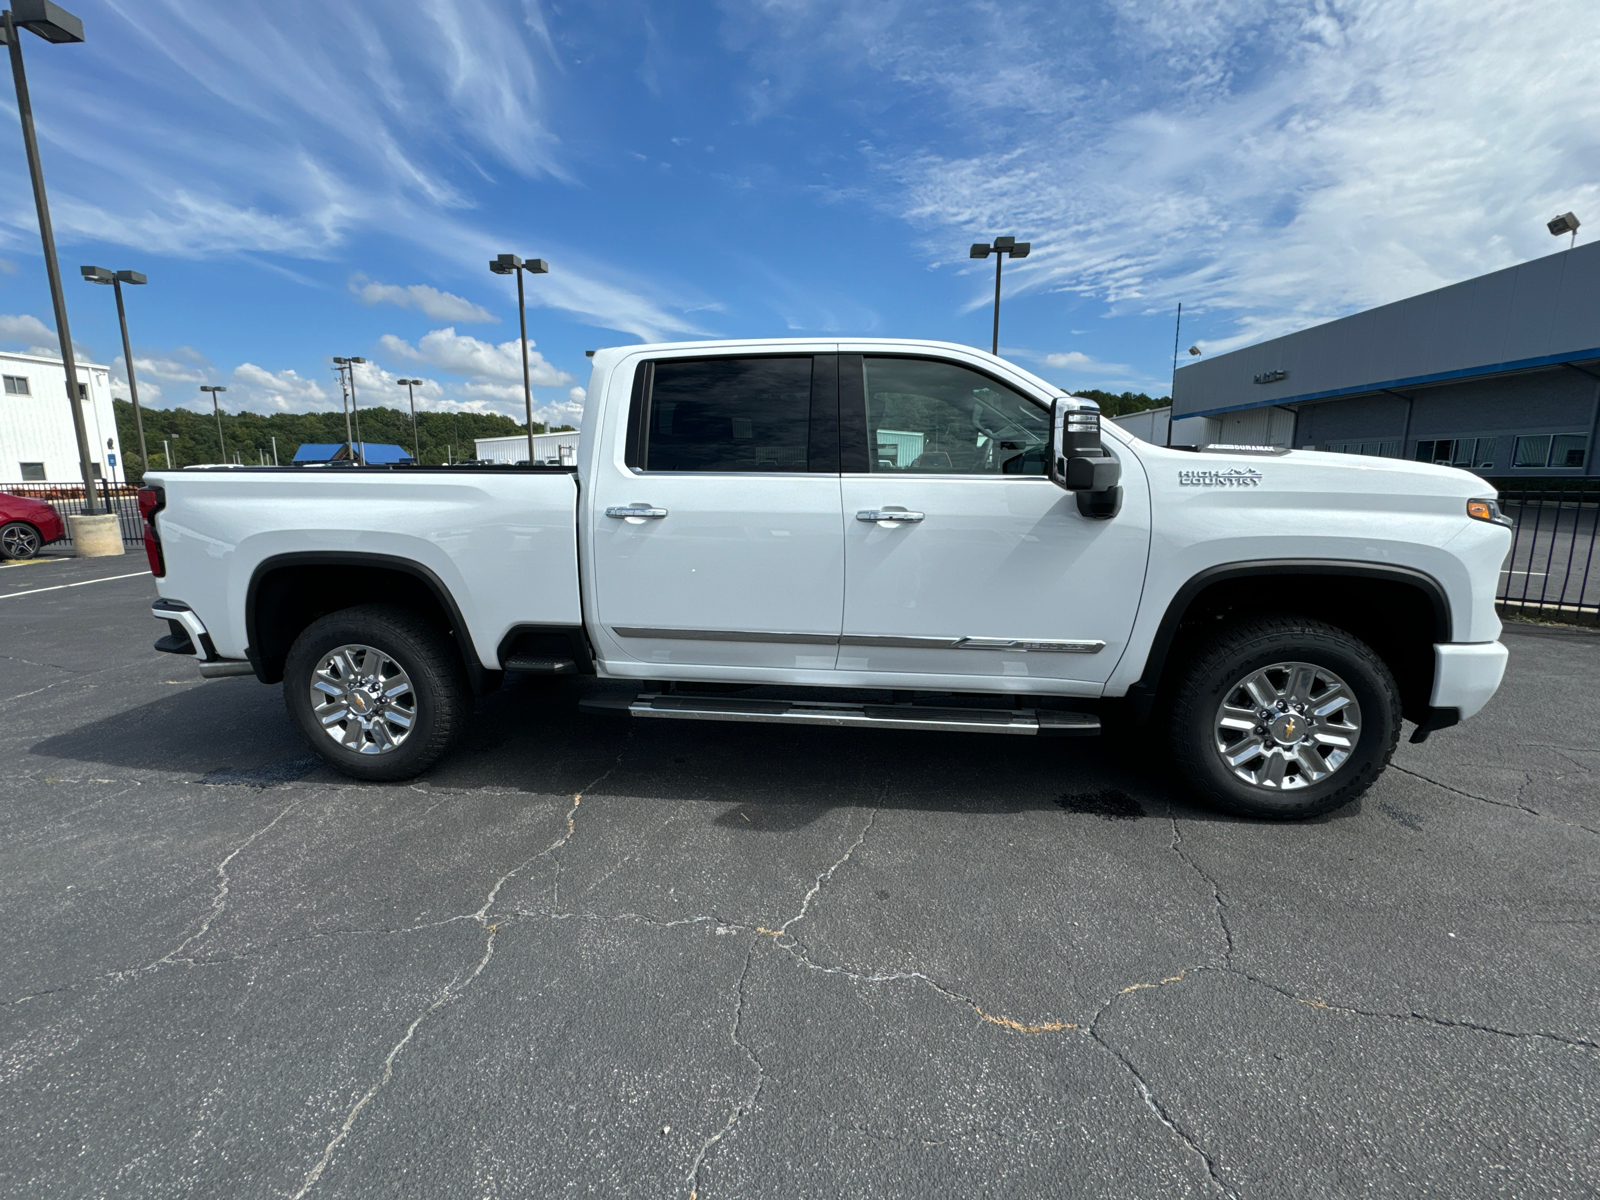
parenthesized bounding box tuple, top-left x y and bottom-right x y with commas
(1430, 641, 1508, 720)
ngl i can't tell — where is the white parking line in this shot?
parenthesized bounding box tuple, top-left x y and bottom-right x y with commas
(0, 570, 150, 599)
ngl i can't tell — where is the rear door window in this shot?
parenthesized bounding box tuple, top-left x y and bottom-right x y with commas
(637, 356, 814, 472)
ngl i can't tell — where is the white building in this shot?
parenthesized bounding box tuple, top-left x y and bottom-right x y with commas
(0, 349, 124, 485)
(474, 430, 580, 465)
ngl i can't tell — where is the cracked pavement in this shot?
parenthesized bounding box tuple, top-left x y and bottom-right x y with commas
(1, 555, 1597, 1198)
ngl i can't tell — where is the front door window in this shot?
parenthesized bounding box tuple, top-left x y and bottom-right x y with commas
(861, 357, 1048, 475)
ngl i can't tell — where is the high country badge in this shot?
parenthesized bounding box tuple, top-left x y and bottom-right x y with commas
(1178, 468, 1264, 487)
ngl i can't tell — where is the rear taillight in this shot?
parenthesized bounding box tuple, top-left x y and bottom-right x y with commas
(137, 486, 165, 576)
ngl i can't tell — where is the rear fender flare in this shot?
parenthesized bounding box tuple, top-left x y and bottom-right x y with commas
(244, 551, 498, 693)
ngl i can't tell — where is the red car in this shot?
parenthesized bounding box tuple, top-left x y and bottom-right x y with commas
(0, 491, 67, 559)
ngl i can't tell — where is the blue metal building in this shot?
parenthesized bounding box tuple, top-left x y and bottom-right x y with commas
(1164, 241, 1600, 477)
(290, 442, 415, 465)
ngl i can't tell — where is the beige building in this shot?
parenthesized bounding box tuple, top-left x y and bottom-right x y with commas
(0, 349, 123, 485)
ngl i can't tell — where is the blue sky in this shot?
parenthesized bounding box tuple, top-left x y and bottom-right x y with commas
(0, 0, 1596, 426)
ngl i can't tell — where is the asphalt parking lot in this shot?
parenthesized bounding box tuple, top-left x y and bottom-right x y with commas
(2, 555, 1597, 1198)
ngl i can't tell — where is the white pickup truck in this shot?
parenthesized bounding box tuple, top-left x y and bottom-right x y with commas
(137, 338, 1512, 819)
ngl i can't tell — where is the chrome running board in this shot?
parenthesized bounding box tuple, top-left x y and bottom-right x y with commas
(580, 693, 1100, 736)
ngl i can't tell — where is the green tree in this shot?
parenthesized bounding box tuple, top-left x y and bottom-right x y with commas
(113, 401, 562, 484)
(1068, 389, 1170, 418)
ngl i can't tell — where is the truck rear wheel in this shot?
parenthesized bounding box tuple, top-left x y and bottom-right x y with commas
(284, 604, 470, 782)
(1167, 616, 1400, 819)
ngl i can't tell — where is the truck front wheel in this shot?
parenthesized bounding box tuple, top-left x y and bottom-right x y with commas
(1167, 616, 1401, 819)
(283, 604, 470, 782)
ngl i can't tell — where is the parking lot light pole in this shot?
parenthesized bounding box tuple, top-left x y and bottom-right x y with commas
(1548, 211, 1580, 249)
(968, 236, 1031, 356)
(490, 254, 549, 464)
(81, 265, 148, 474)
(200, 385, 227, 462)
(3, 2, 101, 514)
(397, 378, 422, 462)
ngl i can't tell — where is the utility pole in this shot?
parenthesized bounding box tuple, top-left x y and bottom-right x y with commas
(1167, 303, 1182, 447)
(332, 356, 367, 464)
(397, 378, 423, 462)
(201, 385, 227, 461)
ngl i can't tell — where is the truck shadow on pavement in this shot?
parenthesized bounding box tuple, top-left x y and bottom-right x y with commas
(29, 672, 1272, 824)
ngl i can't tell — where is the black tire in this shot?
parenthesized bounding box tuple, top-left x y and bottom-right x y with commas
(1167, 615, 1400, 819)
(284, 604, 470, 782)
(0, 521, 41, 560)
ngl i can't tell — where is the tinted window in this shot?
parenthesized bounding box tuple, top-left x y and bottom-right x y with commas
(643, 357, 812, 472)
(857, 357, 1047, 474)
(1514, 435, 1551, 468)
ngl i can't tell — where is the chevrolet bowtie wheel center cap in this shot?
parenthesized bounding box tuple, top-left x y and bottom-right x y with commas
(1269, 713, 1301, 744)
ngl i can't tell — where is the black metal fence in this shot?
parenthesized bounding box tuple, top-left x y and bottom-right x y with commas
(1495, 480, 1600, 618)
(0, 480, 145, 548)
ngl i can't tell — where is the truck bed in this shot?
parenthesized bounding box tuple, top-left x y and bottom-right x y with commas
(151, 466, 581, 669)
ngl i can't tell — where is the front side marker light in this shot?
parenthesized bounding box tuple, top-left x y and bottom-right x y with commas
(1467, 498, 1513, 528)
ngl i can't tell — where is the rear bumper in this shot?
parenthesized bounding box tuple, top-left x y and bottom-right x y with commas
(1430, 641, 1508, 720)
(153, 599, 258, 677)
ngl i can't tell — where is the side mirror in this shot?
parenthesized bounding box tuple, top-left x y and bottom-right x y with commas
(1050, 397, 1122, 518)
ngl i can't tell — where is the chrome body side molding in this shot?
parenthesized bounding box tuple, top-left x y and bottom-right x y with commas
(611, 627, 1106, 653)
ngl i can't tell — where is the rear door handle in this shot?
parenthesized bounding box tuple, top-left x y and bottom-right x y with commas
(606, 505, 668, 519)
(856, 509, 925, 522)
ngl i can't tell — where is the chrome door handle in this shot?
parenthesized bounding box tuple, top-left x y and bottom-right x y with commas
(606, 505, 668, 519)
(856, 509, 925, 522)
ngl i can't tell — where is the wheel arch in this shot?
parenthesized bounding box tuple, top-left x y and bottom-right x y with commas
(1128, 560, 1451, 726)
(245, 552, 501, 695)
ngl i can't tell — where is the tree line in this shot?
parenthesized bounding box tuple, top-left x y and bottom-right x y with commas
(113, 400, 575, 483)
(108, 389, 1167, 484)
(1068, 389, 1170, 417)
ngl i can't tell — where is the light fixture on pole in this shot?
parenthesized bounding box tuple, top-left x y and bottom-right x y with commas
(200, 385, 227, 462)
(1548, 212, 1580, 249)
(81, 264, 148, 475)
(3, 1, 100, 513)
(490, 253, 549, 464)
(396, 378, 423, 463)
(1188, 345, 1201, 357)
(968, 235, 1031, 356)
(331, 356, 368, 464)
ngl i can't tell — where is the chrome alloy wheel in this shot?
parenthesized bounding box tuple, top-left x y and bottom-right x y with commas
(1, 523, 40, 558)
(310, 644, 417, 755)
(1213, 661, 1362, 790)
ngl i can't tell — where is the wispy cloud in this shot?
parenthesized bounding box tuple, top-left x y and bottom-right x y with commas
(0, 1, 712, 341)
(0, 313, 57, 346)
(350, 273, 496, 323)
(1041, 351, 1125, 372)
(377, 326, 576, 390)
(0, 312, 96, 362)
(734, 0, 1600, 347)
